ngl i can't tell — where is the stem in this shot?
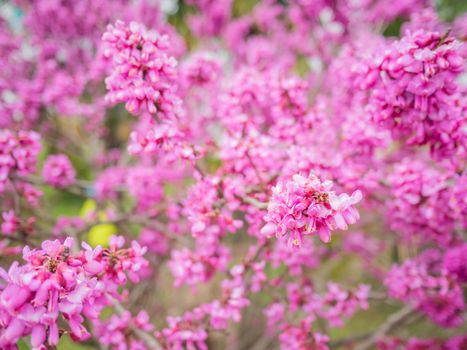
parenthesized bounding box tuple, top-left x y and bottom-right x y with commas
(246, 151, 267, 188)
(330, 332, 373, 348)
(237, 195, 268, 210)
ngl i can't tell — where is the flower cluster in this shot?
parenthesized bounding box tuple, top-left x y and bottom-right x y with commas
(262, 174, 362, 247)
(0, 236, 148, 349)
(385, 255, 465, 327)
(42, 154, 76, 188)
(387, 159, 463, 246)
(443, 243, 467, 283)
(156, 262, 251, 349)
(95, 310, 154, 350)
(361, 30, 465, 161)
(1, 211, 19, 236)
(184, 175, 243, 237)
(0, 130, 41, 193)
(169, 245, 230, 289)
(0, 239, 101, 348)
(102, 20, 180, 119)
(264, 282, 369, 349)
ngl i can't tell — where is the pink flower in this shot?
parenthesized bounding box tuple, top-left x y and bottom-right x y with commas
(319, 283, 370, 327)
(96, 236, 149, 285)
(0, 233, 151, 349)
(42, 154, 76, 188)
(102, 20, 180, 120)
(279, 323, 330, 350)
(155, 308, 208, 350)
(387, 159, 461, 246)
(360, 30, 465, 161)
(184, 176, 243, 238)
(181, 52, 222, 89)
(443, 244, 467, 283)
(268, 238, 324, 276)
(1, 211, 19, 236)
(94, 166, 126, 201)
(0, 129, 41, 193)
(0, 238, 101, 349)
(385, 257, 465, 328)
(139, 228, 169, 255)
(95, 310, 154, 350)
(262, 173, 362, 247)
(169, 245, 230, 289)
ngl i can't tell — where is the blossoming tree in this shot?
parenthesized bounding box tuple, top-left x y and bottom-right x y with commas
(0, 1, 466, 349)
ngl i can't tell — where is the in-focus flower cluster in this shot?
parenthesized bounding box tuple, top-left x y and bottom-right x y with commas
(103, 20, 180, 119)
(0, 236, 148, 349)
(360, 30, 466, 162)
(262, 174, 362, 247)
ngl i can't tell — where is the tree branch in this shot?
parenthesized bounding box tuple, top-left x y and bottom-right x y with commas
(355, 306, 416, 350)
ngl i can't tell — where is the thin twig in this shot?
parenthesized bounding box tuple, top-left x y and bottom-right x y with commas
(355, 306, 416, 350)
(237, 195, 268, 210)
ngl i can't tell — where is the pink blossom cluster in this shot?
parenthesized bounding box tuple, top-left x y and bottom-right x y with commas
(0, 238, 101, 348)
(95, 310, 154, 350)
(385, 255, 465, 327)
(262, 174, 362, 247)
(360, 30, 466, 161)
(180, 53, 222, 90)
(1, 211, 19, 236)
(156, 262, 251, 349)
(102, 20, 203, 160)
(264, 282, 369, 349)
(169, 245, 230, 289)
(102, 20, 180, 118)
(155, 307, 209, 350)
(279, 323, 330, 350)
(215, 68, 314, 136)
(387, 159, 465, 246)
(0, 130, 41, 193)
(0, 236, 148, 349)
(443, 243, 467, 283)
(186, 0, 233, 38)
(94, 236, 149, 287)
(268, 239, 324, 276)
(42, 154, 76, 188)
(184, 175, 243, 237)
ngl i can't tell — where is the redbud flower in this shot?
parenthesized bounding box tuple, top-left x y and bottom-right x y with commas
(42, 154, 76, 188)
(1, 211, 19, 236)
(169, 246, 230, 289)
(385, 258, 465, 328)
(155, 307, 208, 350)
(0, 129, 41, 193)
(364, 30, 465, 160)
(262, 174, 362, 247)
(0, 238, 102, 349)
(387, 159, 460, 246)
(279, 324, 330, 350)
(95, 310, 154, 350)
(443, 244, 467, 283)
(102, 20, 180, 119)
